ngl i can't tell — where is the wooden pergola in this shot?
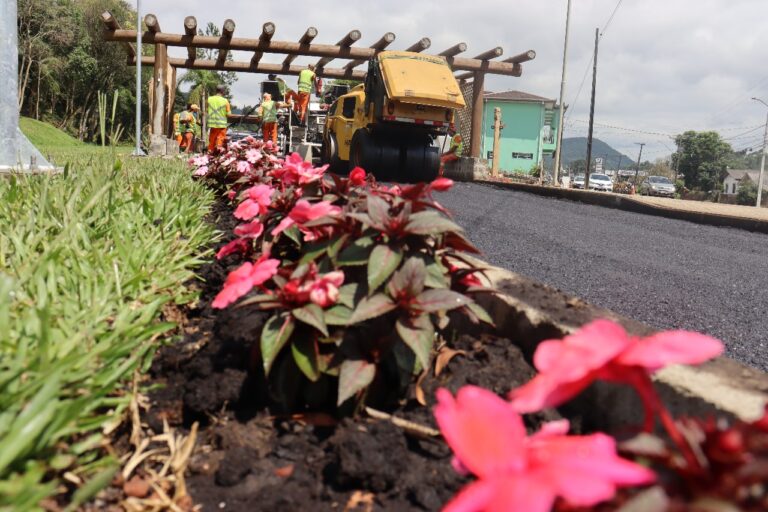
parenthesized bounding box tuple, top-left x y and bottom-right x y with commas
(101, 12, 536, 158)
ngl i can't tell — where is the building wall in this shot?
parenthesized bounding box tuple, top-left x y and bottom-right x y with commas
(481, 100, 559, 174)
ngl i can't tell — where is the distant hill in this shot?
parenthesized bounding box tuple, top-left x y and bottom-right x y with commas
(557, 137, 634, 170)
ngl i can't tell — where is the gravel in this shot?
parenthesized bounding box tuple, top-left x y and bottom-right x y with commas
(438, 182, 768, 372)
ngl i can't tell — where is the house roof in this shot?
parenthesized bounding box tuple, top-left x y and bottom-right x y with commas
(725, 169, 768, 190)
(484, 90, 556, 103)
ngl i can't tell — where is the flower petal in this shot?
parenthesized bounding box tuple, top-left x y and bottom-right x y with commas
(509, 372, 595, 413)
(434, 386, 526, 478)
(617, 330, 724, 370)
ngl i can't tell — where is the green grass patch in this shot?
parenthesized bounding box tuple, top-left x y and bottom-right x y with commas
(19, 117, 84, 150)
(0, 150, 215, 510)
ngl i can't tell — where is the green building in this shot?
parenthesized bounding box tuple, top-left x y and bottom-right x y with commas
(481, 91, 560, 174)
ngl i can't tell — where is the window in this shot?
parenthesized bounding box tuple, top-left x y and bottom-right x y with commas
(512, 152, 534, 159)
(733, 182, 737, 194)
(342, 97, 356, 118)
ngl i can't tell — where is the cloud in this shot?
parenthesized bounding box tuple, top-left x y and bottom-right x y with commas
(140, 0, 768, 157)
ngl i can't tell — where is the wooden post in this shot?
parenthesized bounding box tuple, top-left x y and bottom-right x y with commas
(250, 22, 275, 66)
(405, 38, 431, 52)
(184, 16, 197, 61)
(283, 27, 317, 66)
(439, 43, 467, 57)
(492, 107, 501, 177)
(151, 42, 167, 135)
(216, 19, 235, 67)
(344, 32, 395, 70)
(473, 47, 503, 60)
(316, 30, 361, 69)
(167, 65, 177, 137)
(470, 72, 485, 158)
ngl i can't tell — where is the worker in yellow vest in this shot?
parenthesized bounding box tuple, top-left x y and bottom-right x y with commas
(296, 64, 319, 125)
(439, 127, 463, 176)
(256, 92, 290, 145)
(206, 84, 231, 153)
(179, 103, 199, 154)
(173, 112, 183, 149)
(268, 73, 300, 116)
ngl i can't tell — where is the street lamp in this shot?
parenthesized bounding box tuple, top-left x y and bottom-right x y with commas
(751, 97, 767, 207)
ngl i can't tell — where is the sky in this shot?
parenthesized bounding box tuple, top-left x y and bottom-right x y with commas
(139, 0, 768, 160)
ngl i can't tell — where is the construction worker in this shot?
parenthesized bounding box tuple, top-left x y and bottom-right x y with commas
(173, 111, 183, 149)
(269, 74, 300, 116)
(296, 64, 319, 125)
(256, 93, 289, 145)
(206, 84, 231, 153)
(439, 127, 463, 175)
(179, 103, 199, 154)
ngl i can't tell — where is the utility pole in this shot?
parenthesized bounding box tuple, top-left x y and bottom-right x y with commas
(132, 0, 145, 156)
(492, 107, 502, 178)
(584, 27, 599, 190)
(616, 154, 623, 179)
(752, 97, 768, 207)
(552, 0, 572, 186)
(634, 143, 645, 180)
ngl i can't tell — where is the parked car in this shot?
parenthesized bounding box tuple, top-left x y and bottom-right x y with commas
(639, 175, 676, 197)
(588, 173, 613, 192)
(572, 175, 585, 189)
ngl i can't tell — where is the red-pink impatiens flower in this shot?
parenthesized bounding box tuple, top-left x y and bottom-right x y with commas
(234, 184, 274, 220)
(274, 153, 328, 186)
(430, 177, 454, 192)
(216, 238, 250, 260)
(212, 257, 280, 309)
(308, 271, 344, 307)
(509, 319, 724, 431)
(271, 199, 341, 238)
(349, 167, 367, 186)
(233, 220, 264, 239)
(435, 386, 655, 512)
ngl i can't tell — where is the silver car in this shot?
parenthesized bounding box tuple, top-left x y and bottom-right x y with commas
(640, 176, 676, 197)
(572, 175, 585, 189)
(588, 173, 613, 192)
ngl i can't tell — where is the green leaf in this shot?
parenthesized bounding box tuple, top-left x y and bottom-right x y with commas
(367, 244, 403, 293)
(338, 235, 375, 266)
(396, 315, 435, 370)
(466, 302, 494, 325)
(237, 293, 280, 307)
(325, 304, 353, 325)
(367, 194, 391, 228)
(424, 258, 449, 288)
(291, 337, 321, 382)
(387, 257, 426, 298)
(328, 234, 349, 259)
(412, 289, 470, 313)
(283, 224, 302, 246)
(349, 293, 397, 324)
(337, 359, 376, 406)
(261, 314, 296, 375)
(405, 211, 463, 235)
(292, 303, 329, 336)
(338, 283, 359, 308)
(299, 240, 330, 264)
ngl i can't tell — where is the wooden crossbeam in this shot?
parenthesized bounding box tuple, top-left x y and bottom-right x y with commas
(405, 37, 431, 53)
(439, 43, 467, 57)
(144, 14, 161, 33)
(455, 49, 531, 80)
(473, 47, 503, 60)
(344, 32, 395, 71)
(283, 27, 318, 66)
(135, 55, 366, 80)
(316, 30, 361, 70)
(100, 11, 135, 58)
(251, 22, 275, 66)
(184, 16, 197, 60)
(216, 19, 236, 67)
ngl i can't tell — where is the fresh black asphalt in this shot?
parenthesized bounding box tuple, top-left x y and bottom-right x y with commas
(438, 182, 768, 372)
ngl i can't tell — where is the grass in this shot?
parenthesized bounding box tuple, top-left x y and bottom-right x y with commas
(19, 117, 84, 149)
(0, 147, 215, 510)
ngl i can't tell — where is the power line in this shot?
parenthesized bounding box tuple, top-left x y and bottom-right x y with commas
(722, 125, 764, 141)
(600, 0, 625, 36)
(570, 119, 674, 137)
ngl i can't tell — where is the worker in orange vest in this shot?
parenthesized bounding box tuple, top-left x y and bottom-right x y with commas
(296, 64, 319, 125)
(179, 103, 199, 154)
(206, 85, 231, 153)
(439, 127, 463, 176)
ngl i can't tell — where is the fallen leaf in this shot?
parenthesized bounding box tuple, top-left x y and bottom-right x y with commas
(290, 412, 338, 427)
(274, 464, 295, 478)
(344, 490, 375, 512)
(123, 475, 151, 498)
(435, 348, 467, 377)
(414, 369, 429, 406)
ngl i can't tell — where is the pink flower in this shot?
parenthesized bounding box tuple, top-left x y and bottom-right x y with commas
(191, 155, 209, 167)
(349, 167, 367, 186)
(435, 386, 655, 512)
(271, 200, 341, 238)
(233, 220, 264, 239)
(236, 160, 251, 173)
(212, 257, 280, 309)
(430, 177, 454, 192)
(245, 148, 262, 163)
(193, 166, 208, 176)
(275, 153, 328, 186)
(509, 319, 723, 429)
(222, 157, 235, 167)
(308, 271, 344, 307)
(234, 184, 274, 220)
(216, 238, 250, 260)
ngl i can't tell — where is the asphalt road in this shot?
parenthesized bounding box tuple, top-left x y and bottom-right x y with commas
(438, 182, 768, 372)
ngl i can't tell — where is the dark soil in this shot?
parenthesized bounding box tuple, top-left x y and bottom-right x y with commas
(141, 199, 562, 511)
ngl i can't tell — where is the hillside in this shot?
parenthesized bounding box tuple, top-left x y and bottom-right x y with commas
(559, 137, 634, 170)
(19, 117, 83, 149)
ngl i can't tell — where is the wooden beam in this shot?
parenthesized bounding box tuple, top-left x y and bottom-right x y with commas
(151, 40, 168, 136)
(216, 19, 236, 67)
(505, 50, 536, 64)
(470, 71, 485, 158)
(100, 11, 135, 58)
(144, 13, 161, 33)
(344, 32, 395, 71)
(136, 56, 366, 80)
(184, 16, 197, 60)
(106, 30, 523, 76)
(283, 27, 318, 66)
(439, 42, 467, 57)
(316, 30, 361, 70)
(251, 22, 275, 66)
(405, 37, 431, 53)
(473, 47, 503, 60)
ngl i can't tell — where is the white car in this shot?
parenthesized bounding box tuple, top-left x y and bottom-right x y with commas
(572, 175, 585, 189)
(588, 173, 613, 192)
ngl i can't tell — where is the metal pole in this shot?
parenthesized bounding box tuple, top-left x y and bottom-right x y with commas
(552, 0, 572, 186)
(584, 28, 599, 190)
(752, 98, 768, 207)
(133, 0, 145, 156)
(492, 107, 502, 178)
(634, 143, 645, 180)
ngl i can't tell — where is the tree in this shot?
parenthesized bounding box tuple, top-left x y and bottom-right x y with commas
(736, 179, 758, 206)
(572, 159, 587, 174)
(673, 131, 732, 192)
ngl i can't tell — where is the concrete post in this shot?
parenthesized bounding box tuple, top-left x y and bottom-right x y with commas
(492, 107, 501, 177)
(0, 0, 54, 172)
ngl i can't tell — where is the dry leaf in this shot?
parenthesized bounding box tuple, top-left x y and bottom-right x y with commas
(344, 490, 375, 512)
(274, 464, 295, 478)
(414, 369, 429, 406)
(435, 348, 466, 377)
(123, 475, 151, 498)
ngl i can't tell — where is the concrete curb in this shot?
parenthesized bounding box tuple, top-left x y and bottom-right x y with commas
(477, 180, 768, 235)
(469, 255, 768, 432)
